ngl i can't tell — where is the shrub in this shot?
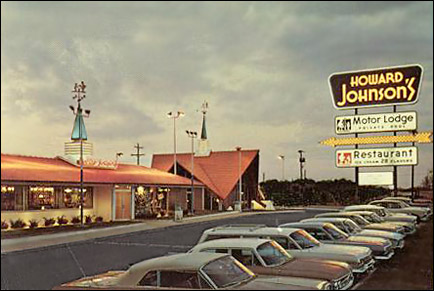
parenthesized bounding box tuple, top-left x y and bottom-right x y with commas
(95, 216, 104, 224)
(57, 215, 69, 225)
(10, 219, 26, 229)
(43, 217, 56, 227)
(71, 216, 81, 224)
(85, 215, 93, 225)
(1, 220, 9, 230)
(29, 219, 39, 229)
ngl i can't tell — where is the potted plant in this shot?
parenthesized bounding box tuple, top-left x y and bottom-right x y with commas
(85, 215, 93, 225)
(43, 217, 56, 227)
(10, 219, 26, 229)
(1, 220, 9, 230)
(29, 219, 39, 229)
(57, 215, 69, 225)
(71, 216, 81, 225)
(95, 216, 104, 224)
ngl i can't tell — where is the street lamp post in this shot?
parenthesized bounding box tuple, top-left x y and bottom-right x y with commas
(236, 146, 242, 212)
(70, 81, 90, 226)
(186, 130, 197, 214)
(278, 155, 285, 181)
(167, 111, 185, 175)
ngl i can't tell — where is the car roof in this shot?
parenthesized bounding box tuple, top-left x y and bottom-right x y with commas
(344, 205, 384, 211)
(193, 238, 272, 250)
(344, 211, 375, 216)
(281, 221, 330, 228)
(316, 212, 363, 218)
(203, 225, 300, 236)
(302, 217, 352, 223)
(119, 253, 229, 286)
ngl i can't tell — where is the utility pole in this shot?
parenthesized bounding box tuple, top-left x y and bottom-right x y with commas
(298, 150, 305, 180)
(131, 143, 145, 165)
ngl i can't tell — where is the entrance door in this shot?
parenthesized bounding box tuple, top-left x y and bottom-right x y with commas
(116, 192, 131, 220)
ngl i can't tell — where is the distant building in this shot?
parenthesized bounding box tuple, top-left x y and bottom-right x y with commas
(152, 101, 260, 210)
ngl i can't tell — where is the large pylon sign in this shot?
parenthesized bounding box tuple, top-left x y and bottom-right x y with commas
(329, 64, 423, 110)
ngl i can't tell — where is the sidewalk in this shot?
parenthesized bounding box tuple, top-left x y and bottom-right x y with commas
(1, 210, 303, 254)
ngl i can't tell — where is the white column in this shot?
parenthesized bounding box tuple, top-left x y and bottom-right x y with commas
(131, 186, 135, 220)
(111, 186, 116, 221)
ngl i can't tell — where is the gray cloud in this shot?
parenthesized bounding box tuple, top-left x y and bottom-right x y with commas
(1, 1, 433, 186)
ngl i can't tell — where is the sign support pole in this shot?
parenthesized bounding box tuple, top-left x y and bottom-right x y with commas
(393, 105, 398, 197)
(411, 140, 415, 199)
(355, 108, 359, 202)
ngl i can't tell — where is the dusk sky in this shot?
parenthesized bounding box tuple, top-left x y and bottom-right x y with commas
(1, 2, 433, 187)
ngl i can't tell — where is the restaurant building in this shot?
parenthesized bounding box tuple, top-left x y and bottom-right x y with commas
(1, 153, 204, 224)
(152, 102, 260, 210)
(1, 101, 204, 225)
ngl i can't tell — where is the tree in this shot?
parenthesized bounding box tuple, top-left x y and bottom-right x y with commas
(421, 170, 433, 190)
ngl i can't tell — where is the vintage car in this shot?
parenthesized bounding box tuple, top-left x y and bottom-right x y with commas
(196, 225, 374, 274)
(369, 200, 432, 222)
(314, 212, 406, 235)
(189, 238, 354, 290)
(280, 222, 394, 260)
(381, 196, 433, 209)
(301, 217, 405, 249)
(53, 252, 333, 290)
(342, 205, 417, 232)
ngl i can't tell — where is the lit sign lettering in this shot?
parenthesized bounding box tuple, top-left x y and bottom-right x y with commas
(336, 147, 418, 168)
(329, 65, 423, 109)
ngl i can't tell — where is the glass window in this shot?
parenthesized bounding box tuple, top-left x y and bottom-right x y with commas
(230, 249, 260, 266)
(202, 256, 253, 288)
(138, 271, 158, 287)
(271, 236, 290, 250)
(28, 187, 55, 210)
(290, 230, 320, 249)
(323, 224, 348, 240)
(304, 227, 330, 241)
(1, 186, 23, 211)
(203, 249, 229, 254)
(256, 241, 291, 266)
(159, 271, 200, 289)
(61, 187, 93, 208)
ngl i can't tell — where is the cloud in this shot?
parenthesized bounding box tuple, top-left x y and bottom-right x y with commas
(1, 1, 433, 186)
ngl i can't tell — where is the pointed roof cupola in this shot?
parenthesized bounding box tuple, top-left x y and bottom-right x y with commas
(71, 107, 88, 140)
(196, 101, 211, 157)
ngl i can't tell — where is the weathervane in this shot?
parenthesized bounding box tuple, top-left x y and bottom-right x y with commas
(200, 100, 209, 115)
(72, 81, 87, 104)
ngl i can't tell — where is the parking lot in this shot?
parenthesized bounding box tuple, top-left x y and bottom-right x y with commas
(1, 209, 433, 290)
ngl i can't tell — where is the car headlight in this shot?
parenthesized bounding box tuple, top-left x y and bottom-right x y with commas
(323, 283, 333, 290)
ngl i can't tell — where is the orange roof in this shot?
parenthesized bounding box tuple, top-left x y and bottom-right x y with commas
(152, 150, 259, 200)
(1, 154, 201, 187)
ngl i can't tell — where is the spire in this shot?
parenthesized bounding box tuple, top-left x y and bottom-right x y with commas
(201, 114, 207, 140)
(200, 101, 208, 140)
(71, 107, 88, 140)
(196, 101, 211, 157)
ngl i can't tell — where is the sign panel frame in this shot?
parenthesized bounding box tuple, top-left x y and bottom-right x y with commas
(335, 146, 418, 168)
(335, 111, 417, 135)
(329, 64, 423, 110)
(359, 172, 394, 186)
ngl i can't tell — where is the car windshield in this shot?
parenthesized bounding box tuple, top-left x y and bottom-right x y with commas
(351, 215, 369, 226)
(343, 220, 361, 234)
(290, 230, 320, 249)
(202, 256, 254, 288)
(360, 214, 375, 223)
(370, 213, 384, 223)
(323, 224, 348, 240)
(256, 241, 292, 266)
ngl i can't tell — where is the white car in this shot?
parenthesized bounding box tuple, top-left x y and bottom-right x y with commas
(342, 205, 417, 233)
(369, 200, 432, 222)
(196, 225, 374, 274)
(301, 217, 405, 249)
